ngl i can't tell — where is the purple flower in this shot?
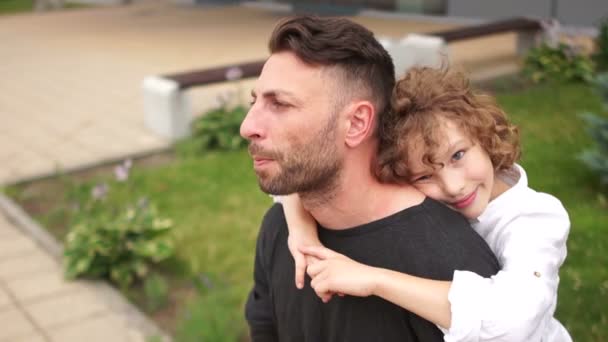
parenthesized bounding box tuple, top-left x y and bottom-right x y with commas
(91, 183, 108, 200)
(114, 159, 132, 182)
(225, 67, 243, 81)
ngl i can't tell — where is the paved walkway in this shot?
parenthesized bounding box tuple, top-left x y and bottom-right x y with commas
(0, 1, 522, 340)
(0, 198, 165, 342)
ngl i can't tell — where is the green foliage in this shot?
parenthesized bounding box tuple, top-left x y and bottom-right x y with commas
(524, 43, 594, 83)
(180, 106, 248, 155)
(144, 272, 170, 313)
(594, 17, 608, 71)
(579, 113, 608, 186)
(578, 73, 608, 188)
(63, 199, 174, 289)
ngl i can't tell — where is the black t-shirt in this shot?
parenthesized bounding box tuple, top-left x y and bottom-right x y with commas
(245, 197, 499, 342)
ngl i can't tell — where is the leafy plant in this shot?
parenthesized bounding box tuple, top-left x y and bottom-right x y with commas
(63, 160, 174, 290)
(186, 105, 248, 153)
(594, 17, 608, 71)
(63, 201, 174, 289)
(524, 42, 594, 83)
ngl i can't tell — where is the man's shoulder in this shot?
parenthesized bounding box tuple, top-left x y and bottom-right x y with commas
(256, 203, 289, 248)
(394, 197, 499, 279)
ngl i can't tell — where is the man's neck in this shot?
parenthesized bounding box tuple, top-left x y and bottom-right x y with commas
(299, 166, 425, 230)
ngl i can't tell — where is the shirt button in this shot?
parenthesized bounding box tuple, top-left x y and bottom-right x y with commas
(534, 271, 541, 277)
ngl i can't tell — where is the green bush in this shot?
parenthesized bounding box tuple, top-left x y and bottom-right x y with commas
(524, 42, 594, 83)
(181, 105, 248, 155)
(63, 195, 174, 290)
(594, 17, 608, 71)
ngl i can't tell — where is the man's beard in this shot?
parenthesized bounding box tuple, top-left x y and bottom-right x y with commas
(249, 115, 342, 196)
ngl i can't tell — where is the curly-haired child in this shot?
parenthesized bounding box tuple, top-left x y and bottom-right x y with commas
(282, 66, 572, 342)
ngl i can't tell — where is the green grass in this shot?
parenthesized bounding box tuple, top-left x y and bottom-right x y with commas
(4, 81, 607, 341)
(497, 82, 608, 341)
(0, 0, 91, 15)
(0, 0, 34, 14)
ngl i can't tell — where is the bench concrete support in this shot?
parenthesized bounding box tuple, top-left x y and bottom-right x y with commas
(381, 34, 448, 77)
(142, 76, 191, 140)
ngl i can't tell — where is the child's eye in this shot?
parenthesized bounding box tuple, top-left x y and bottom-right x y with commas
(452, 150, 465, 161)
(413, 175, 431, 182)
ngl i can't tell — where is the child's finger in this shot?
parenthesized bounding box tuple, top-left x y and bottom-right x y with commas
(293, 251, 307, 289)
(306, 260, 326, 278)
(299, 245, 340, 260)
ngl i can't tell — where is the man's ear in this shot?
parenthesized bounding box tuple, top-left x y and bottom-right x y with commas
(344, 101, 375, 148)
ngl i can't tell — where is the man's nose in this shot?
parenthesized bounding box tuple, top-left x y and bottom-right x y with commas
(240, 104, 264, 141)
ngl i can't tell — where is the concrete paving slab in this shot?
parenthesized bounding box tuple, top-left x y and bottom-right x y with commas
(5, 270, 87, 304)
(0, 250, 59, 281)
(0, 306, 38, 341)
(0, 232, 39, 260)
(47, 313, 144, 342)
(12, 333, 47, 342)
(23, 291, 108, 329)
(0, 286, 13, 310)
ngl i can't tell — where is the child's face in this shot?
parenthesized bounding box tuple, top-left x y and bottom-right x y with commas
(407, 121, 495, 219)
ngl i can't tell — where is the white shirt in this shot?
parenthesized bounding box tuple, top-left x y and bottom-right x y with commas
(443, 164, 572, 342)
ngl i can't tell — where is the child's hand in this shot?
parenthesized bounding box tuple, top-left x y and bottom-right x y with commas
(282, 193, 323, 289)
(288, 234, 322, 289)
(300, 246, 378, 302)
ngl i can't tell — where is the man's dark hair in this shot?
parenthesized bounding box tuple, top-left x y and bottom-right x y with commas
(269, 15, 395, 122)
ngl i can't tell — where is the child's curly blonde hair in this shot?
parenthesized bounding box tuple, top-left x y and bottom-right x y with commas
(376, 66, 521, 183)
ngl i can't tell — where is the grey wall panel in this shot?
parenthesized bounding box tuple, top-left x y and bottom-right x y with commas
(556, 0, 607, 26)
(447, 0, 552, 20)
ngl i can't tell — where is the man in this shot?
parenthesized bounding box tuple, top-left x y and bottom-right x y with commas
(241, 15, 499, 341)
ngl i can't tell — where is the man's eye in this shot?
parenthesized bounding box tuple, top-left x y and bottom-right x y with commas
(271, 100, 287, 108)
(452, 150, 465, 161)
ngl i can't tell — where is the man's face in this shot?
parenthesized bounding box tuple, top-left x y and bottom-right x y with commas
(240, 51, 344, 195)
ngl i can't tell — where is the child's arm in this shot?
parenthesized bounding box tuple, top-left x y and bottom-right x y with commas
(280, 194, 323, 289)
(302, 245, 453, 329)
(444, 201, 570, 342)
(302, 202, 570, 342)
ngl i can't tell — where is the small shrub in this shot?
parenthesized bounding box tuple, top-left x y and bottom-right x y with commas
(63, 201, 174, 289)
(524, 42, 594, 83)
(194, 105, 248, 150)
(594, 17, 608, 71)
(144, 272, 170, 313)
(579, 73, 608, 188)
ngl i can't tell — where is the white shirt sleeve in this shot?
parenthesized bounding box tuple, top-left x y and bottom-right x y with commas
(444, 196, 570, 342)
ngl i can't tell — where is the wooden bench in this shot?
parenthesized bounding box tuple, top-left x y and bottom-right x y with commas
(143, 17, 544, 139)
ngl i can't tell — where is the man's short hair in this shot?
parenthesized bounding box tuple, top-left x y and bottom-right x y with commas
(268, 15, 395, 122)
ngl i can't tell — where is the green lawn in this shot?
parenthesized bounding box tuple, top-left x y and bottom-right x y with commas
(0, 0, 91, 15)
(4, 81, 607, 341)
(0, 0, 34, 14)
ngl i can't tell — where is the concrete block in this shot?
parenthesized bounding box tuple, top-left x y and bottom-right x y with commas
(143, 76, 192, 141)
(396, 34, 447, 77)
